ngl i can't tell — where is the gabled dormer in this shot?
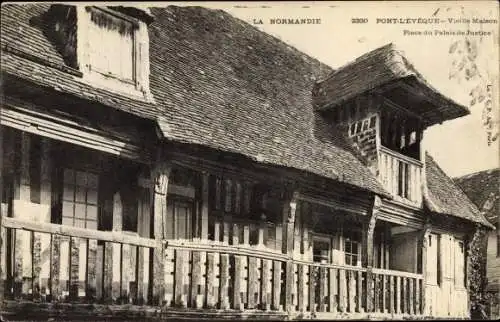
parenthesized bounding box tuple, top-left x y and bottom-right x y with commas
(313, 43, 470, 207)
(45, 5, 154, 100)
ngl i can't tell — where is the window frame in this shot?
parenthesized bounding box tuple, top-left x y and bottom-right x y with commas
(61, 167, 99, 230)
(343, 231, 361, 267)
(312, 233, 332, 264)
(77, 6, 150, 97)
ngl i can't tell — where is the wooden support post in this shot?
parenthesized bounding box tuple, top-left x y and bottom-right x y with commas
(420, 219, 431, 315)
(363, 195, 380, 313)
(201, 172, 209, 240)
(284, 191, 298, 313)
(151, 158, 171, 306)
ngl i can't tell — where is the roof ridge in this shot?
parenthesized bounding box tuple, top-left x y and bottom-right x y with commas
(454, 167, 500, 180)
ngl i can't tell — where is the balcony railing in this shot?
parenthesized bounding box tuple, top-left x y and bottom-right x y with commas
(378, 146, 423, 206)
(1, 217, 425, 319)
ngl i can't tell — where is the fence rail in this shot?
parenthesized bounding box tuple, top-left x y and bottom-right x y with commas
(1, 219, 424, 318)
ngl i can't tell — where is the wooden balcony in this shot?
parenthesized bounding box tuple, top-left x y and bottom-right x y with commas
(378, 146, 423, 207)
(2, 216, 426, 320)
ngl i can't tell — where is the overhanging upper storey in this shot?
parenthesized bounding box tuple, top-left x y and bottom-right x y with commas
(312, 43, 470, 127)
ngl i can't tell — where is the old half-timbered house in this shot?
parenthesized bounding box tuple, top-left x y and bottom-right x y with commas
(0, 4, 495, 321)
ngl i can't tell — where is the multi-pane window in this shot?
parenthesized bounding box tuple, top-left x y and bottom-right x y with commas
(312, 235, 331, 263)
(344, 231, 361, 266)
(62, 168, 98, 229)
(86, 7, 136, 82)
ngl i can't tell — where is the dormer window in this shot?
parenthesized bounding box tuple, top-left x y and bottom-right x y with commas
(47, 5, 152, 99)
(77, 6, 151, 98)
(85, 7, 137, 83)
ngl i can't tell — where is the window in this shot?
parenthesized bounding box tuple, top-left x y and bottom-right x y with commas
(313, 234, 331, 263)
(76, 6, 151, 96)
(86, 7, 136, 82)
(62, 168, 98, 229)
(344, 230, 361, 266)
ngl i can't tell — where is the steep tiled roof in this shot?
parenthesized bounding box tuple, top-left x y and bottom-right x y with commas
(312, 43, 470, 125)
(0, 4, 388, 196)
(455, 168, 499, 226)
(424, 153, 494, 228)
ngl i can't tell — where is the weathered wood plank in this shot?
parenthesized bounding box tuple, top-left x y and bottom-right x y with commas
(164, 247, 174, 306)
(233, 255, 243, 310)
(389, 275, 395, 314)
(59, 236, 70, 301)
(50, 234, 61, 302)
(329, 267, 337, 313)
(174, 249, 188, 308)
(69, 237, 80, 301)
(381, 274, 387, 313)
(285, 261, 294, 312)
(111, 243, 121, 304)
(242, 224, 250, 245)
(103, 241, 113, 304)
(152, 246, 164, 306)
(86, 239, 98, 302)
(206, 252, 216, 309)
(95, 244, 104, 301)
(121, 244, 136, 304)
(136, 247, 146, 305)
(152, 160, 170, 306)
(2, 217, 159, 248)
(357, 270, 363, 312)
(191, 251, 203, 309)
(219, 253, 229, 309)
(338, 268, 347, 312)
(396, 276, 401, 314)
(13, 230, 24, 299)
(297, 264, 305, 312)
(373, 274, 379, 313)
(247, 256, 259, 309)
(272, 260, 281, 311)
(309, 266, 316, 314)
(261, 259, 271, 311)
(32, 231, 41, 301)
(409, 278, 415, 315)
(232, 224, 239, 245)
(402, 277, 408, 314)
(348, 270, 356, 312)
(319, 266, 327, 312)
(415, 278, 420, 316)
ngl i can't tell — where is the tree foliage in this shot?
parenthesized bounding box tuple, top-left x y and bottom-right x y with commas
(445, 7, 499, 146)
(467, 226, 490, 319)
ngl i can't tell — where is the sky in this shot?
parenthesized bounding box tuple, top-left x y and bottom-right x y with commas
(199, 1, 500, 178)
(96, 1, 500, 177)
